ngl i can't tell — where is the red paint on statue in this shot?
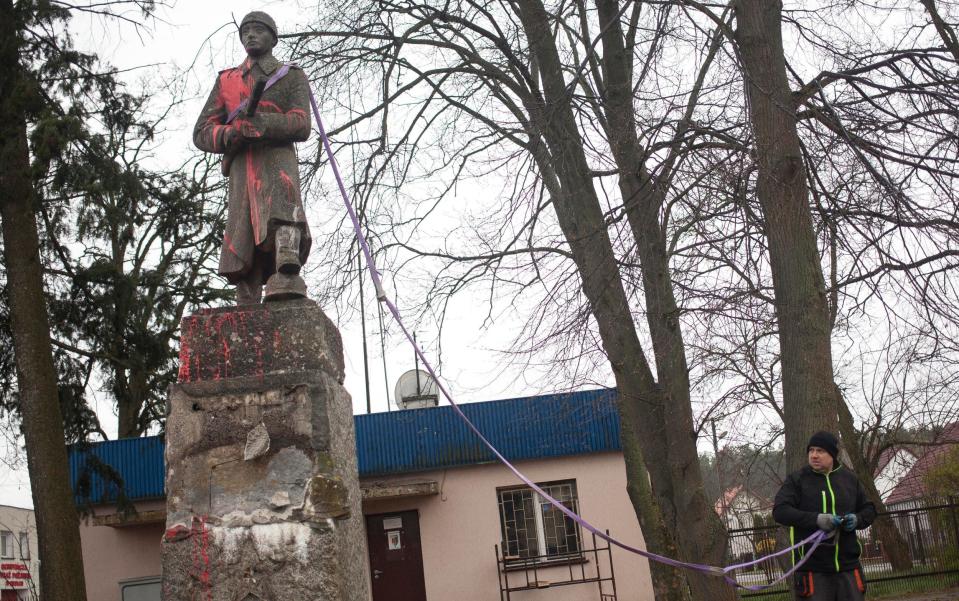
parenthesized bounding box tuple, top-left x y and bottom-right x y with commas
(218, 68, 249, 115)
(255, 344, 265, 380)
(285, 108, 307, 132)
(246, 151, 264, 245)
(191, 519, 200, 594)
(178, 316, 202, 382)
(279, 169, 294, 194)
(259, 100, 280, 113)
(178, 339, 191, 382)
(223, 233, 241, 260)
(194, 55, 312, 286)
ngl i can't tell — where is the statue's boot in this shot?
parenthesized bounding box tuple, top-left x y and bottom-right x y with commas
(275, 225, 302, 274)
(265, 225, 307, 301)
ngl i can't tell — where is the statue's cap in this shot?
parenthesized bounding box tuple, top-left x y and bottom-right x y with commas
(239, 11, 278, 39)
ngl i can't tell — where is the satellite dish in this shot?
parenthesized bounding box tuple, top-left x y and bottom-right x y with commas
(394, 369, 440, 410)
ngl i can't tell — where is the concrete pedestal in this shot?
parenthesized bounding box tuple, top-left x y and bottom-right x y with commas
(161, 299, 370, 601)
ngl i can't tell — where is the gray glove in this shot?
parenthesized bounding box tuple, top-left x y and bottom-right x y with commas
(817, 513, 838, 531)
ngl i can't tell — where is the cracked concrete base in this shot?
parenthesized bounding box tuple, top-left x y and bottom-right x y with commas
(162, 521, 348, 600)
(162, 300, 370, 601)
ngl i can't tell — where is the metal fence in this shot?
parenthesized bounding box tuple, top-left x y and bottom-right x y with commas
(726, 500, 959, 598)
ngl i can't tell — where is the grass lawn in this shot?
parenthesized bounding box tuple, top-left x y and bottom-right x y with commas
(864, 572, 959, 599)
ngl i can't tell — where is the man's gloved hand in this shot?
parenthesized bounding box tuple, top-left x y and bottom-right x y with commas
(841, 513, 858, 531)
(817, 513, 838, 531)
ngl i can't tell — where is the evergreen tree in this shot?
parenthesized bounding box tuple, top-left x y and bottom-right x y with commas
(0, 1, 224, 596)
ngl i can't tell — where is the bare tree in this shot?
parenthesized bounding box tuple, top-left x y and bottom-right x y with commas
(681, 0, 959, 569)
(733, 0, 842, 467)
(921, 0, 959, 62)
(289, 1, 737, 598)
(289, 0, 959, 593)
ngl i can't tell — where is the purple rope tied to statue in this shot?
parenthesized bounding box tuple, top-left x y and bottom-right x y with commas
(225, 64, 292, 124)
(303, 77, 833, 591)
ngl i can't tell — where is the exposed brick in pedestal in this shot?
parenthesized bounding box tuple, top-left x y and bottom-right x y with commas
(162, 300, 370, 601)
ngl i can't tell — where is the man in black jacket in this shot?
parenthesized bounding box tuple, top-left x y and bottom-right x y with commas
(773, 431, 877, 600)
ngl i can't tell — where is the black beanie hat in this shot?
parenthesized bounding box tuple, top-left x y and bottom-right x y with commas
(807, 431, 839, 461)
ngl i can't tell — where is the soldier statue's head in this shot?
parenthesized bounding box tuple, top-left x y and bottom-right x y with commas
(239, 11, 278, 58)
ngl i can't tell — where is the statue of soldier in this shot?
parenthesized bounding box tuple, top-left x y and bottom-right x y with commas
(194, 11, 312, 303)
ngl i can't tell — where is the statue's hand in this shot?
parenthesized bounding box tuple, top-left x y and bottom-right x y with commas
(234, 117, 264, 140)
(223, 127, 244, 152)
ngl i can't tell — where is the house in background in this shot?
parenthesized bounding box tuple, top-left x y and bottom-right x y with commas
(69, 437, 166, 601)
(0, 505, 38, 601)
(886, 422, 959, 511)
(880, 423, 959, 560)
(873, 446, 919, 503)
(714, 486, 771, 532)
(69, 388, 654, 601)
(713, 486, 772, 561)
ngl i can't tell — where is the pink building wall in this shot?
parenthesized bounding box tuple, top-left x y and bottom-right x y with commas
(79, 499, 164, 601)
(363, 451, 654, 601)
(78, 453, 653, 600)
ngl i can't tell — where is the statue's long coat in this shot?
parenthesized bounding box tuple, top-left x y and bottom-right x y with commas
(194, 55, 312, 283)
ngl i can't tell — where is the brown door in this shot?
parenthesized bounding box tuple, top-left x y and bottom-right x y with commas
(366, 510, 428, 601)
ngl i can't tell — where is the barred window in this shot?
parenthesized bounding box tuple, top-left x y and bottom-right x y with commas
(497, 480, 582, 562)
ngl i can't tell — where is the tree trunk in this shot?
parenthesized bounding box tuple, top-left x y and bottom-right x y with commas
(734, 0, 840, 469)
(116, 370, 146, 439)
(117, 399, 140, 439)
(837, 392, 913, 571)
(0, 95, 89, 601)
(594, 1, 734, 598)
(0, 3, 88, 598)
(515, 2, 731, 598)
(621, 426, 690, 601)
(735, 7, 910, 574)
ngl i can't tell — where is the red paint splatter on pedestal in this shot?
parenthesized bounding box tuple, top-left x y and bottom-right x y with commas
(178, 308, 277, 383)
(189, 516, 212, 601)
(221, 339, 231, 379)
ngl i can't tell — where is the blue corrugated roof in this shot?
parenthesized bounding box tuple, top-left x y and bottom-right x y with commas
(355, 388, 621, 476)
(69, 435, 165, 505)
(68, 388, 621, 504)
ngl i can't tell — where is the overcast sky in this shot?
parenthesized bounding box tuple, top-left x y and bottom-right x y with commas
(0, 1, 573, 507)
(79, 0, 556, 408)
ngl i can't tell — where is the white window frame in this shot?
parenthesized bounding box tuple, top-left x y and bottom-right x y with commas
(497, 479, 582, 564)
(0, 531, 13, 559)
(17, 532, 28, 560)
(119, 576, 162, 601)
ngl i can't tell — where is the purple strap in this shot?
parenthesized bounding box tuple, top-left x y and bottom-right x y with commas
(306, 85, 832, 590)
(225, 64, 293, 124)
(724, 530, 831, 590)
